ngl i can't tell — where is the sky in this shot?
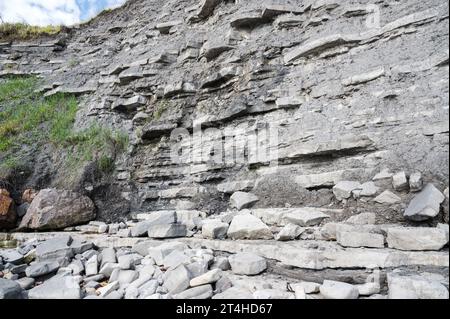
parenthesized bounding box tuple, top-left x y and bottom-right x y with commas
(0, 0, 127, 26)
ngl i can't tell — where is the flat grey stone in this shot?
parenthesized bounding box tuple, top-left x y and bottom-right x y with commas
(28, 275, 81, 299)
(387, 227, 448, 251)
(228, 252, 267, 275)
(227, 214, 273, 240)
(147, 224, 187, 239)
(25, 261, 59, 278)
(404, 184, 445, 221)
(163, 264, 191, 294)
(230, 192, 259, 210)
(320, 280, 359, 299)
(0, 278, 23, 299)
(388, 273, 449, 299)
(172, 284, 213, 299)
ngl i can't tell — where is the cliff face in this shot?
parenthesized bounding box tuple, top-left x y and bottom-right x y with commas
(0, 0, 449, 222)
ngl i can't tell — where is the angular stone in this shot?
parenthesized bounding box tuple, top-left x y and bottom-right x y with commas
(290, 282, 321, 294)
(15, 277, 35, 290)
(35, 236, 73, 261)
(0, 279, 23, 299)
(228, 253, 267, 275)
(345, 213, 376, 225)
(98, 281, 120, 297)
(337, 231, 385, 248)
(275, 96, 305, 108)
(0, 250, 23, 265)
(284, 34, 357, 63)
(356, 282, 381, 296)
(227, 214, 273, 240)
(386, 227, 448, 251)
(162, 250, 190, 269)
(275, 224, 304, 241)
(211, 257, 230, 271)
(197, 0, 221, 19)
(333, 181, 362, 201)
(353, 182, 379, 198)
(85, 255, 98, 276)
(100, 248, 117, 267)
(156, 20, 183, 34)
(172, 284, 213, 299)
(116, 270, 139, 286)
(190, 269, 222, 287)
(25, 261, 59, 278)
(373, 191, 401, 204)
(147, 224, 187, 239)
(342, 67, 385, 86)
(19, 189, 95, 231)
(320, 280, 359, 299)
(409, 172, 423, 192)
(202, 219, 229, 239)
(163, 264, 191, 294)
(141, 122, 178, 140)
(372, 169, 393, 181)
(28, 275, 81, 299)
(230, 192, 259, 210)
(113, 95, 146, 112)
(131, 211, 176, 237)
(404, 184, 445, 221)
(282, 209, 330, 227)
(392, 172, 408, 191)
(387, 273, 449, 299)
(147, 242, 188, 265)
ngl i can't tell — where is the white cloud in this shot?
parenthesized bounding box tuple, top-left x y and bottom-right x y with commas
(0, 0, 127, 26)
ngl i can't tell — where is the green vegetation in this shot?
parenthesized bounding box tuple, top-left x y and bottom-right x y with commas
(0, 23, 61, 41)
(153, 99, 170, 120)
(0, 76, 128, 179)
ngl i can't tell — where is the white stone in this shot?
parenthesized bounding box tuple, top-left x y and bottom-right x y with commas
(404, 184, 445, 221)
(333, 181, 362, 201)
(85, 255, 98, 276)
(337, 231, 385, 248)
(345, 213, 376, 225)
(275, 224, 304, 241)
(228, 253, 267, 275)
(202, 219, 229, 239)
(387, 273, 449, 299)
(230, 192, 259, 210)
(353, 182, 379, 198)
(387, 227, 448, 251)
(373, 190, 401, 204)
(320, 280, 359, 299)
(227, 214, 273, 240)
(282, 209, 330, 227)
(291, 282, 321, 294)
(392, 172, 408, 190)
(98, 281, 120, 297)
(190, 269, 222, 287)
(163, 264, 191, 294)
(409, 172, 423, 192)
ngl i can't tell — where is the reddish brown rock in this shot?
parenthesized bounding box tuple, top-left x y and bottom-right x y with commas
(0, 189, 17, 230)
(19, 188, 96, 231)
(22, 189, 38, 204)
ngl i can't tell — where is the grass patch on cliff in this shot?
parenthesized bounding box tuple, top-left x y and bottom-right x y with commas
(0, 23, 61, 41)
(0, 76, 128, 179)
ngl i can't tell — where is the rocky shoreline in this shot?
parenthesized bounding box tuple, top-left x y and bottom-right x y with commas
(1, 169, 449, 299)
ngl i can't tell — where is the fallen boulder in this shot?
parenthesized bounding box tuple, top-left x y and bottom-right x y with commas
(19, 189, 95, 231)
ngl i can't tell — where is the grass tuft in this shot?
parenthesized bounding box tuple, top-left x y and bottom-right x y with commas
(0, 76, 128, 179)
(0, 23, 61, 41)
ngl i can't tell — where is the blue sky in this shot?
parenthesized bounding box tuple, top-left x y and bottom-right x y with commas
(0, 0, 127, 26)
